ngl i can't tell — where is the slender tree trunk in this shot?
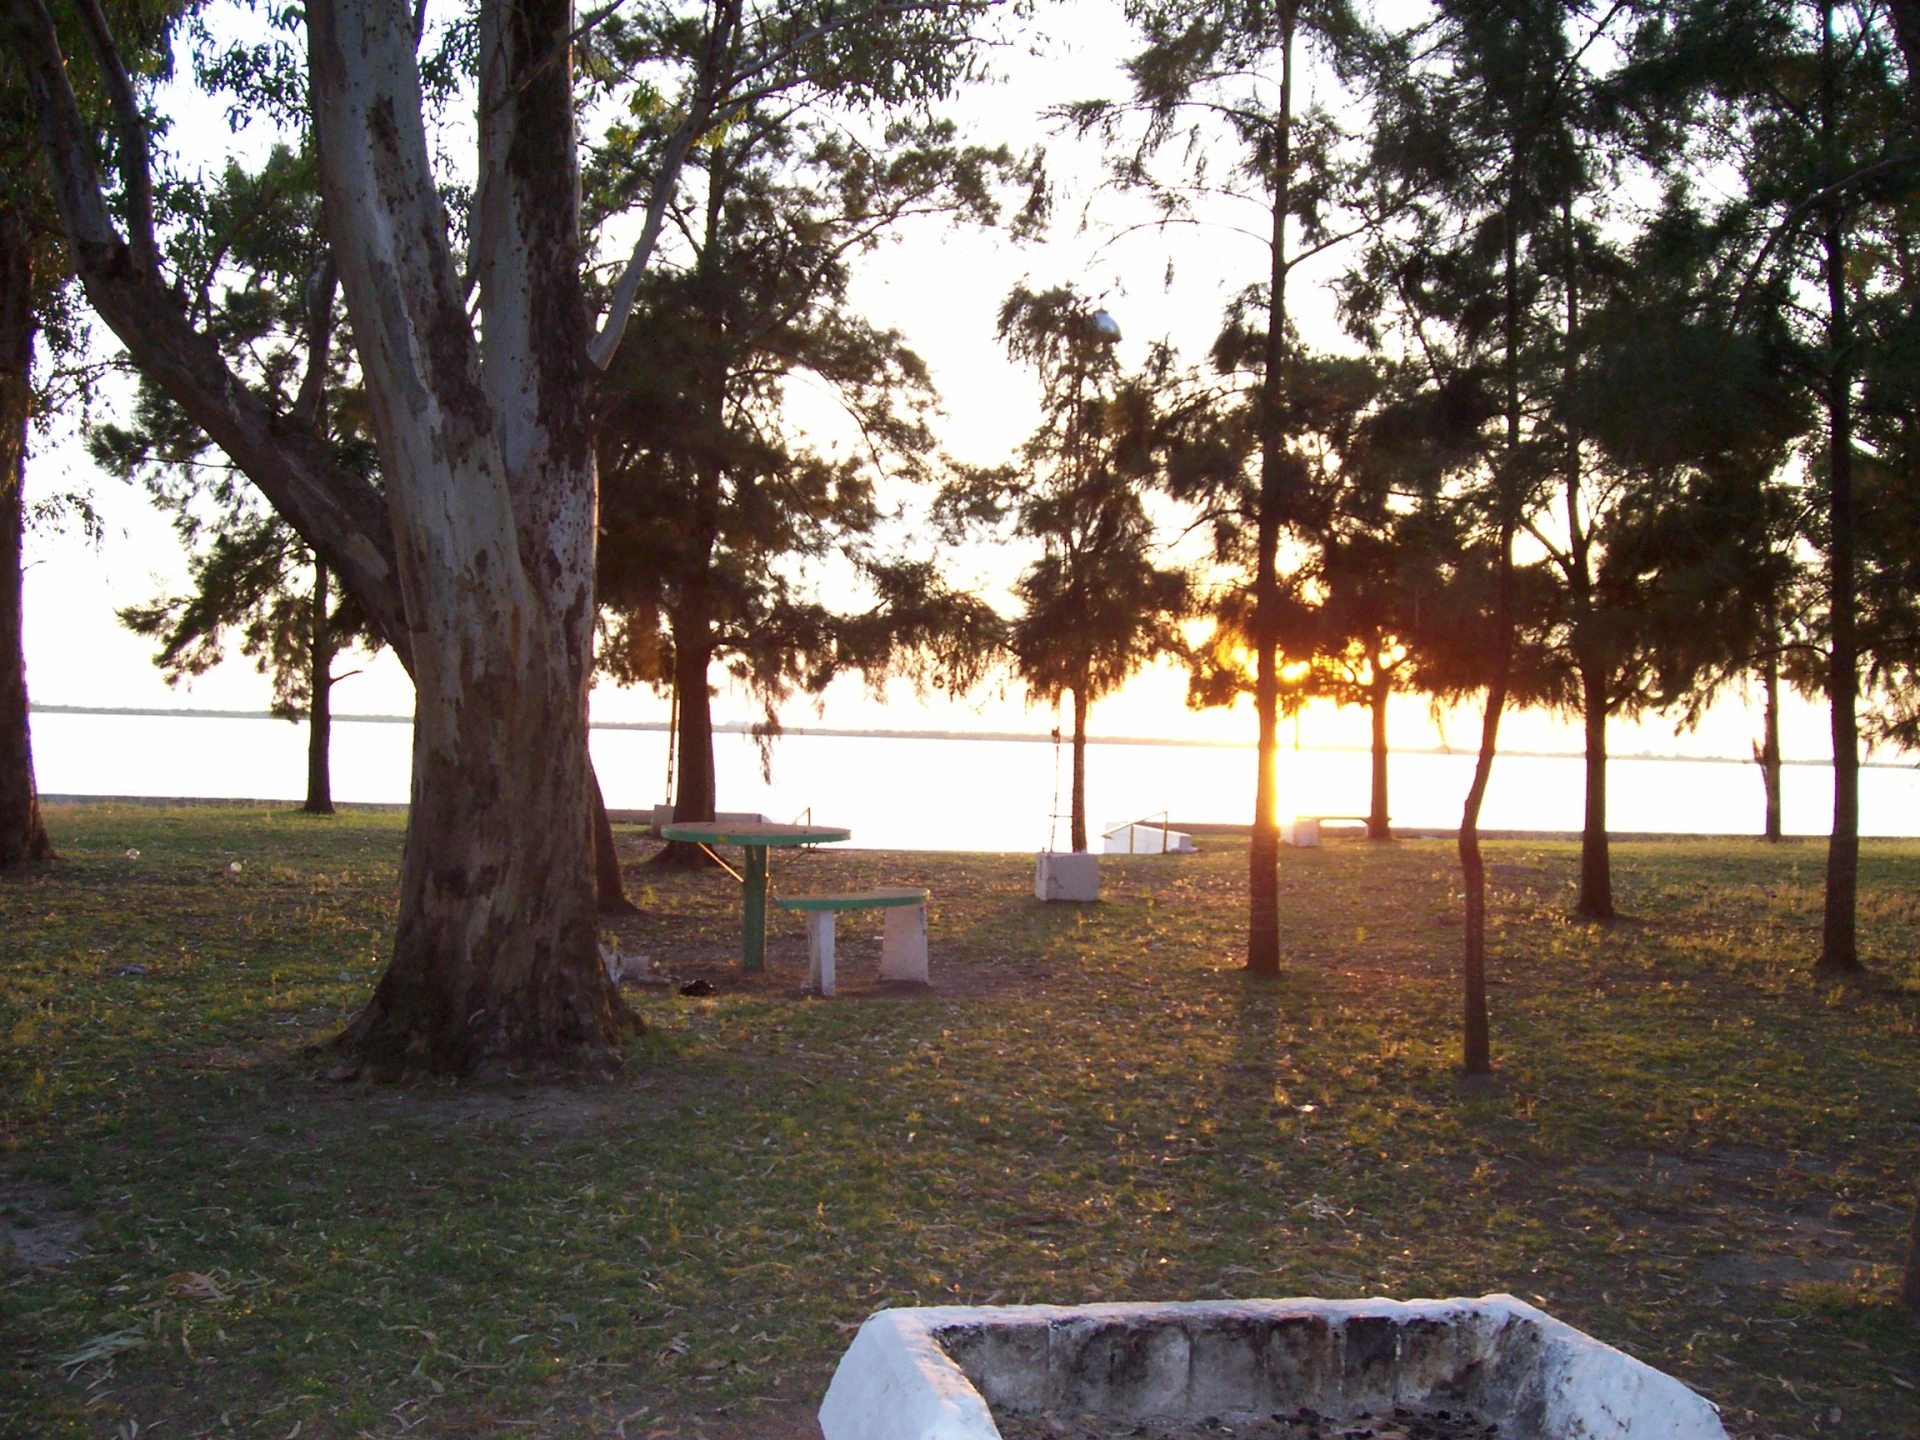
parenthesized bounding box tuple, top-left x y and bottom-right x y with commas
(1460, 193, 1525, 1077)
(1367, 667, 1391, 841)
(1565, 198, 1612, 921)
(312, 0, 632, 1075)
(591, 766, 636, 912)
(1247, 2, 1297, 977)
(1459, 521, 1511, 1078)
(1760, 647, 1783, 842)
(1576, 659, 1613, 918)
(304, 559, 336, 814)
(1816, 13, 1862, 975)
(1070, 682, 1089, 853)
(0, 202, 52, 868)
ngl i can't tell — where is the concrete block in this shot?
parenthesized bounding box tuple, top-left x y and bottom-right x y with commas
(1283, 817, 1320, 848)
(880, 904, 929, 983)
(807, 911, 837, 997)
(1034, 851, 1100, 902)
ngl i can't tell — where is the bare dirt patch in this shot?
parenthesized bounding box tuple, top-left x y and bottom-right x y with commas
(0, 1180, 91, 1270)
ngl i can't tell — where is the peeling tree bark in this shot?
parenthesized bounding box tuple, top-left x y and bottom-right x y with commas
(309, 0, 631, 1075)
(0, 201, 52, 868)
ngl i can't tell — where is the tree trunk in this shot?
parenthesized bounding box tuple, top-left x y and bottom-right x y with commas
(1459, 522, 1511, 1078)
(0, 201, 52, 868)
(1460, 191, 1525, 1078)
(653, 627, 719, 869)
(1564, 196, 1612, 921)
(1247, 1, 1297, 977)
(1760, 647, 1783, 842)
(1367, 667, 1391, 841)
(1070, 683, 1089, 853)
(1576, 657, 1613, 919)
(1816, 26, 1862, 975)
(304, 559, 336, 814)
(311, 0, 631, 1076)
(591, 766, 637, 912)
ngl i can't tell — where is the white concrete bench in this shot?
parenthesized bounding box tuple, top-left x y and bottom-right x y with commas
(773, 887, 929, 996)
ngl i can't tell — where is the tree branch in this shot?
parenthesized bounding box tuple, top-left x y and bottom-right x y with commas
(68, 0, 158, 272)
(1, 0, 412, 669)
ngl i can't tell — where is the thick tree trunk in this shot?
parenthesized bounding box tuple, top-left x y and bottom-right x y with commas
(304, 559, 336, 815)
(312, 0, 631, 1076)
(1070, 683, 1089, 853)
(653, 627, 719, 869)
(1760, 649, 1783, 841)
(1367, 668, 1391, 841)
(1576, 659, 1613, 919)
(1247, 3, 1297, 977)
(1817, 163, 1861, 974)
(0, 203, 52, 868)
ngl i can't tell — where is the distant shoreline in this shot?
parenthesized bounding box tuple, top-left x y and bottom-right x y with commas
(28, 701, 1908, 770)
(29, 796, 1865, 844)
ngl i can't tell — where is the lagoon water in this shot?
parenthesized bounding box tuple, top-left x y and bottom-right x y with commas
(26, 707, 1920, 851)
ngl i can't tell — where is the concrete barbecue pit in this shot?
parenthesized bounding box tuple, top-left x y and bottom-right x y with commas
(818, 1296, 1727, 1440)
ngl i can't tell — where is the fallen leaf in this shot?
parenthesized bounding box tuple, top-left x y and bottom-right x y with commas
(165, 1271, 228, 1302)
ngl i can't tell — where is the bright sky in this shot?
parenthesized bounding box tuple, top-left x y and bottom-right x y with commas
(16, 0, 1853, 775)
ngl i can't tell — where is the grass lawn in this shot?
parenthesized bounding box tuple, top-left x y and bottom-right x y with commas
(2, 804, 1917, 1440)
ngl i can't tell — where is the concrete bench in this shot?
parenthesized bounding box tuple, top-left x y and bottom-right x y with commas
(1285, 814, 1381, 847)
(774, 888, 929, 996)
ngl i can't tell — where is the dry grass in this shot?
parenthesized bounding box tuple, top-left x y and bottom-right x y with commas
(1, 805, 1916, 1439)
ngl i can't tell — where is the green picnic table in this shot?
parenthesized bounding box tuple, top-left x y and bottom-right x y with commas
(658, 820, 852, 970)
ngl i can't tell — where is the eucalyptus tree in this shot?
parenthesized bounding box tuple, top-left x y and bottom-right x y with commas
(1066, 0, 1383, 974)
(1344, 0, 1638, 1069)
(593, 105, 1037, 864)
(941, 286, 1191, 854)
(3, 0, 1003, 1075)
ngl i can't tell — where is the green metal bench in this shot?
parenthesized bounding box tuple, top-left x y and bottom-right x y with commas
(774, 887, 929, 997)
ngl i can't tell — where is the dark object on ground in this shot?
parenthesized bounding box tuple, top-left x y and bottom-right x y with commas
(992, 1407, 1499, 1440)
(678, 979, 716, 997)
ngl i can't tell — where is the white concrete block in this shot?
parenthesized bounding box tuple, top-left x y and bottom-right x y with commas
(807, 911, 837, 997)
(880, 904, 929, 983)
(1283, 817, 1320, 848)
(1034, 851, 1100, 902)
